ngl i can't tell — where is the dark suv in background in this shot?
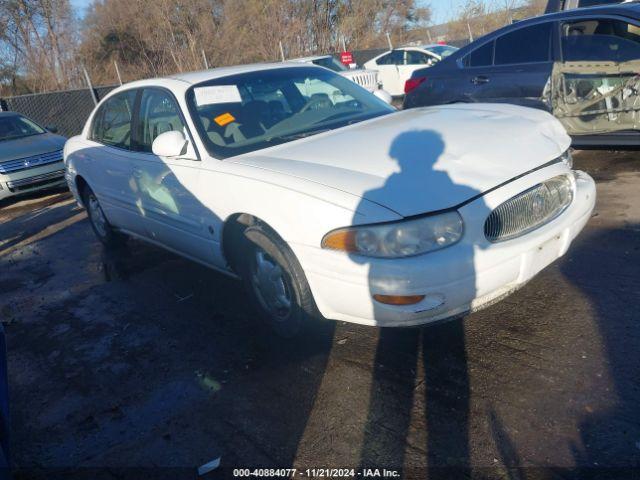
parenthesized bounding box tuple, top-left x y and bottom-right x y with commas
(403, 3, 640, 147)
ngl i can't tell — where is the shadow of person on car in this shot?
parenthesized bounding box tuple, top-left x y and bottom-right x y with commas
(352, 130, 490, 477)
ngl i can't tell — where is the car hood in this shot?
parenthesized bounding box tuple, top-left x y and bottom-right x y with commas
(232, 104, 571, 217)
(0, 133, 67, 162)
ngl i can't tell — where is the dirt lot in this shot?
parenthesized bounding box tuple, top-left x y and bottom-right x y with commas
(1, 150, 639, 479)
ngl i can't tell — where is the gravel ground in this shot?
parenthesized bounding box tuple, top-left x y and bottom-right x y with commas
(0, 150, 639, 479)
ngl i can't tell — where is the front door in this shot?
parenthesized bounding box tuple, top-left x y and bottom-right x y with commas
(371, 50, 405, 96)
(550, 16, 640, 135)
(129, 88, 220, 266)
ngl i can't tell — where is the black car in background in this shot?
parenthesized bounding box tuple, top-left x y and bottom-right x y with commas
(403, 3, 640, 147)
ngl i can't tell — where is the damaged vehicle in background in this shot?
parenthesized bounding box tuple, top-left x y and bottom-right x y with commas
(403, 3, 640, 148)
(65, 63, 595, 337)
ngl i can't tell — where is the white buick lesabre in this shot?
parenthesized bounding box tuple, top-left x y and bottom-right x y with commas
(64, 63, 596, 336)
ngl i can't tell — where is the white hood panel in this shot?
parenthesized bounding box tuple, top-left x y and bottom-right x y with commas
(231, 104, 571, 217)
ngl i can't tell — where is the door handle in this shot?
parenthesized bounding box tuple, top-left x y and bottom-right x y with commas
(132, 168, 142, 179)
(471, 76, 490, 85)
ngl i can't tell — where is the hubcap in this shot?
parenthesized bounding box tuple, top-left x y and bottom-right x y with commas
(251, 249, 292, 320)
(88, 195, 108, 238)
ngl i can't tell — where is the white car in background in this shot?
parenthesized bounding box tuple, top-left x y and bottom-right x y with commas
(64, 63, 595, 337)
(291, 55, 391, 102)
(364, 44, 459, 96)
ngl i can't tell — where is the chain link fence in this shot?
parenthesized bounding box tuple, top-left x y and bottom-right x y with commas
(0, 85, 118, 138)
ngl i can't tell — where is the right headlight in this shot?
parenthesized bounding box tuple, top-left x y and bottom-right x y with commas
(321, 211, 464, 259)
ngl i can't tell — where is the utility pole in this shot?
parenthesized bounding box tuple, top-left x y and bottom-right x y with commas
(467, 22, 474, 43)
(114, 61, 123, 85)
(83, 66, 98, 106)
(201, 49, 209, 69)
(279, 41, 286, 62)
(386, 32, 393, 50)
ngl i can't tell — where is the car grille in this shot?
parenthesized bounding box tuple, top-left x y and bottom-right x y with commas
(0, 149, 63, 174)
(6, 169, 65, 192)
(346, 71, 378, 91)
(484, 175, 574, 243)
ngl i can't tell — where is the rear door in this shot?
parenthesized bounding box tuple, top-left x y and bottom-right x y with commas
(461, 21, 555, 108)
(87, 89, 143, 235)
(550, 15, 640, 136)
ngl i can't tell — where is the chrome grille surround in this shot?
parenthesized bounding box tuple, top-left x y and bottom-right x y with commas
(484, 175, 574, 243)
(0, 150, 63, 174)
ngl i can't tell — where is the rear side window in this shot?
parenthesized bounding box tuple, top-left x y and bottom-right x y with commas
(91, 90, 136, 149)
(561, 19, 640, 62)
(405, 50, 434, 65)
(495, 23, 553, 65)
(463, 42, 494, 67)
(136, 89, 186, 153)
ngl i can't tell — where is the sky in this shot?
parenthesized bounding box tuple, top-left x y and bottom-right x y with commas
(70, 0, 491, 26)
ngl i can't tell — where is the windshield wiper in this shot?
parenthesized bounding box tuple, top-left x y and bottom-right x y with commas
(265, 128, 331, 143)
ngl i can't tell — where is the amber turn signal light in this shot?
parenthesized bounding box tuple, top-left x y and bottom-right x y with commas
(373, 294, 425, 306)
(321, 229, 357, 252)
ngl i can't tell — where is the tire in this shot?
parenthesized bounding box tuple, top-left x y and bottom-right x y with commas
(240, 224, 320, 338)
(81, 185, 127, 248)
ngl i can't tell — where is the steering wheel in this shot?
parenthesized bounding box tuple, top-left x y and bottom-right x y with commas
(300, 96, 330, 113)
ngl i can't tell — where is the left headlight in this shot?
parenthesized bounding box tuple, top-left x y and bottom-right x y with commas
(321, 211, 464, 259)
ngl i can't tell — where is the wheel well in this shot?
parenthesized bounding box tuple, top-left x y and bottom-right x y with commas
(75, 175, 89, 201)
(222, 213, 257, 273)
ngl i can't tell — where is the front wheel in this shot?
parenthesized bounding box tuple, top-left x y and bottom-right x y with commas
(82, 185, 126, 248)
(240, 224, 320, 338)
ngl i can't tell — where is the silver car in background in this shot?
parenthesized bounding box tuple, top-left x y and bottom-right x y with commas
(0, 112, 67, 201)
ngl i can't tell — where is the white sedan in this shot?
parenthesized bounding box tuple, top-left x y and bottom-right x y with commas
(64, 63, 596, 337)
(364, 44, 459, 96)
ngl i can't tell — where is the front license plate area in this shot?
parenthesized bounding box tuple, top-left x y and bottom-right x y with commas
(530, 235, 562, 277)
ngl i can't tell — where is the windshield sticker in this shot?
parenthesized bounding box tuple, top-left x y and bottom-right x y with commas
(214, 112, 236, 127)
(194, 86, 242, 106)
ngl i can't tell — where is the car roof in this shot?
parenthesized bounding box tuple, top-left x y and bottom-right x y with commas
(0, 111, 20, 117)
(165, 62, 313, 85)
(290, 55, 332, 62)
(450, 2, 640, 59)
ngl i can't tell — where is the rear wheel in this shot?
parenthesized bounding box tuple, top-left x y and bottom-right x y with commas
(240, 224, 320, 338)
(81, 185, 127, 248)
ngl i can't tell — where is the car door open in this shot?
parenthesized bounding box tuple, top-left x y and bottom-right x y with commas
(546, 17, 640, 136)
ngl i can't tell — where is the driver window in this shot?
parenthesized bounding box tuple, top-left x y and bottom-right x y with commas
(561, 18, 640, 62)
(91, 90, 136, 149)
(137, 89, 186, 153)
(406, 50, 434, 65)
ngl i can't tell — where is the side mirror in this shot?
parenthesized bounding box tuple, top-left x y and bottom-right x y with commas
(373, 89, 393, 105)
(46, 125, 58, 133)
(152, 130, 188, 157)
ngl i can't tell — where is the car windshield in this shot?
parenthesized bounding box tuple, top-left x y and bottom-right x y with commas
(187, 66, 394, 159)
(425, 45, 459, 58)
(311, 56, 348, 72)
(0, 114, 46, 142)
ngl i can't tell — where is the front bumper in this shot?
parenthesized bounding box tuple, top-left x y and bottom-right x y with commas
(294, 169, 596, 327)
(0, 161, 66, 200)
